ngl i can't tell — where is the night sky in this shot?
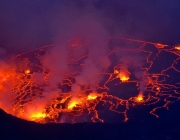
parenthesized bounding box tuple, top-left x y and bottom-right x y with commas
(1, 0, 180, 54)
(1, 0, 180, 139)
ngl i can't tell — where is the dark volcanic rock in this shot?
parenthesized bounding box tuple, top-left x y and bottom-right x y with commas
(0, 109, 180, 140)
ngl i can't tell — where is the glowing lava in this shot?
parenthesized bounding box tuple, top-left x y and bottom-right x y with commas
(136, 93, 144, 102)
(175, 45, 180, 50)
(30, 112, 47, 121)
(68, 98, 82, 109)
(114, 67, 130, 82)
(155, 43, 166, 48)
(0, 37, 179, 123)
(119, 72, 130, 82)
(25, 69, 31, 74)
(87, 93, 98, 100)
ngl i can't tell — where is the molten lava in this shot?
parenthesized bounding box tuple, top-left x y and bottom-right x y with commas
(0, 37, 179, 123)
(119, 73, 130, 82)
(87, 93, 98, 100)
(68, 98, 82, 109)
(175, 45, 180, 50)
(136, 93, 144, 102)
(25, 69, 31, 74)
(114, 68, 130, 82)
(30, 112, 47, 121)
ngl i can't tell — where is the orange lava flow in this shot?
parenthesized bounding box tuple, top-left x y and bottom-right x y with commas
(0, 37, 180, 123)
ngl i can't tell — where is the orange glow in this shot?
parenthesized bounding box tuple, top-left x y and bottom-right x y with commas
(155, 43, 165, 48)
(68, 99, 82, 109)
(0, 75, 7, 87)
(0, 72, 10, 82)
(175, 45, 180, 50)
(156, 87, 160, 92)
(115, 70, 130, 82)
(0, 70, 15, 91)
(30, 112, 46, 121)
(25, 69, 31, 74)
(87, 93, 98, 100)
(114, 70, 119, 74)
(136, 94, 144, 102)
(114, 65, 130, 82)
(119, 74, 130, 82)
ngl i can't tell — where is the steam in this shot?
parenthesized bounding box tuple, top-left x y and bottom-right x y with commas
(41, 16, 110, 96)
(41, 42, 69, 90)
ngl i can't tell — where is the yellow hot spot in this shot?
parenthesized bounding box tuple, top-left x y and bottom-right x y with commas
(136, 94, 143, 102)
(30, 112, 46, 120)
(25, 69, 31, 74)
(114, 69, 130, 82)
(120, 75, 130, 82)
(68, 100, 81, 109)
(175, 46, 180, 50)
(118, 71, 130, 82)
(87, 94, 97, 100)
